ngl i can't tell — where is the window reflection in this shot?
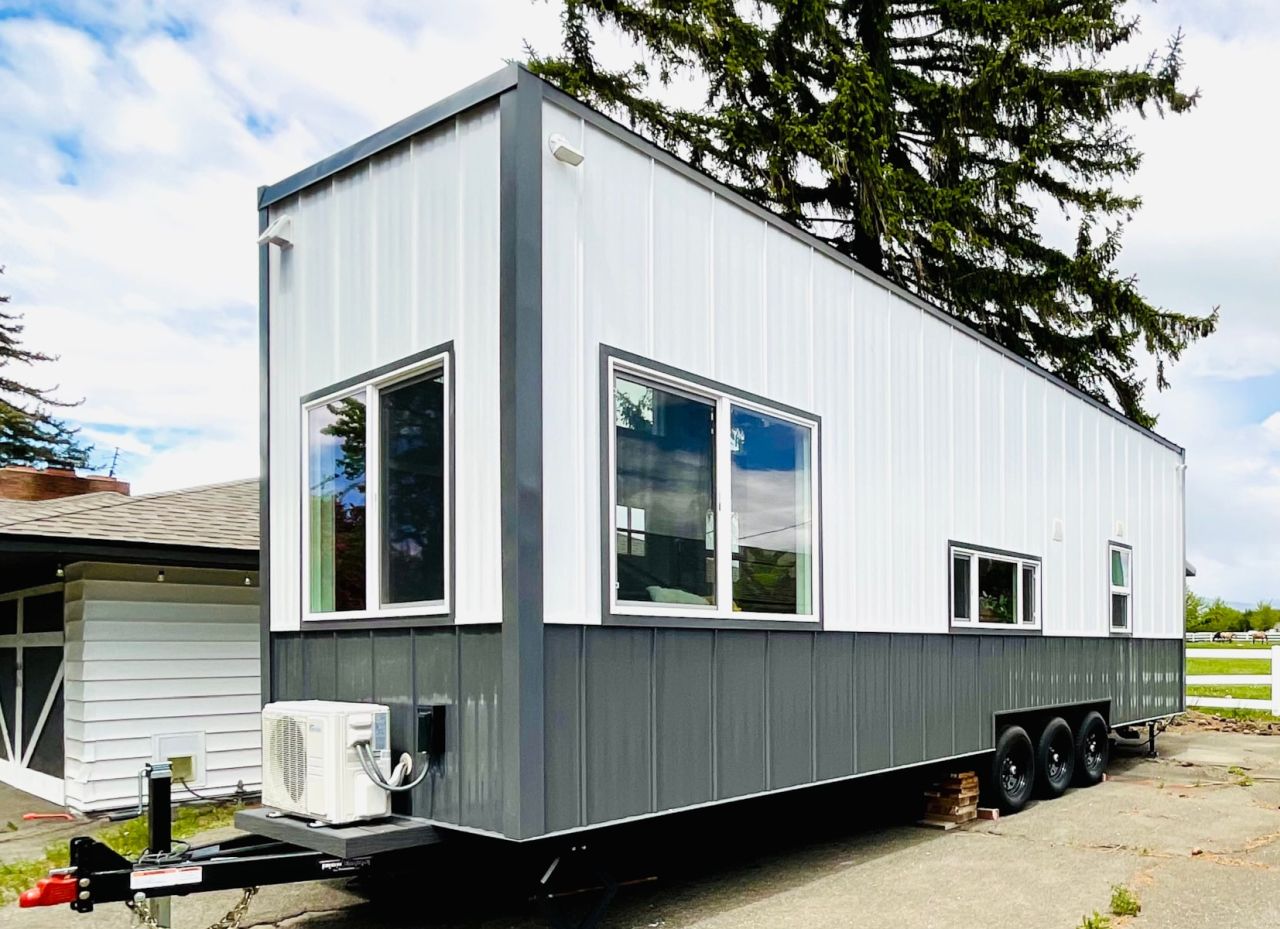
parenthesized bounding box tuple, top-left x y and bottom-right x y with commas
(308, 394, 367, 613)
(730, 407, 812, 614)
(614, 376, 716, 606)
(381, 372, 446, 605)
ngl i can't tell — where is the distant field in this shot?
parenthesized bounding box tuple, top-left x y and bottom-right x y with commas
(1186, 657, 1271, 676)
(1187, 684, 1272, 702)
(1187, 641, 1274, 649)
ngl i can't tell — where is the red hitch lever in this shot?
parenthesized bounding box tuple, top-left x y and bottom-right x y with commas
(19, 873, 78, 907)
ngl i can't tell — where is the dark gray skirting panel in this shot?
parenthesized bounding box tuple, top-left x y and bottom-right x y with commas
(272, 627, 504, 834)
(273, 627, 1182, 840)
(540, 627, 1183, 835)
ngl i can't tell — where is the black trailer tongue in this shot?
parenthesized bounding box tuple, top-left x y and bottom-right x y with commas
(19, 762, 376, 920)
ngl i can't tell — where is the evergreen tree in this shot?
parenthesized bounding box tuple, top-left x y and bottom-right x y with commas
(0, 266, 91, 468)
(529, 0, 1218, 425)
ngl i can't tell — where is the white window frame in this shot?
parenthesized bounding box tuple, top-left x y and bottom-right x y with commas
(301, 352, 451, 621)
(949, 544, 1041, 631)
(607, 357, 821, 623)
(1109, 542, 1132, 634)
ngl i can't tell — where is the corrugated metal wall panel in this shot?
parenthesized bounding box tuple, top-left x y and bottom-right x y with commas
(766, 633, 813, 789)
(812, 633, 854, 781)
(853, 633, 892, 772)
(714, 632, 768, 799)
(542, 103, 1183, 639)
(271, 625, 504, 834)
(543, 625, 583, 832)
(653, 629, 715, 812)
(413, 628, 462, 825)
(583, 627, 652, 824)
(268, 102, 502, 631)
(890, 635, 925, 767)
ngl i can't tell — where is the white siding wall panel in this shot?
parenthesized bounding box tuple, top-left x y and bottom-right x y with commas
(268, 103, 501, 630)
(812, 259, 856, 627)
(532, 98, 1185, 639)
(62, 564, 262, 813)
(652, 165, 713, 373)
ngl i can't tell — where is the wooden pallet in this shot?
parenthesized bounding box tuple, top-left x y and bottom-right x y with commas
(918, 771, 979, 829)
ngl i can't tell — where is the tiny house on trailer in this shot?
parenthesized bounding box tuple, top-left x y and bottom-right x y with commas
(258, 65, 1185, 842)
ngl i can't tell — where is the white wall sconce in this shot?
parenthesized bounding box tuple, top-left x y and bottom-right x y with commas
(548, 133, 584, 166)
(257, 214, 293, 249)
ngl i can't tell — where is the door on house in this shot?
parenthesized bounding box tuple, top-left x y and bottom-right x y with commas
(0, 584, 65, 805)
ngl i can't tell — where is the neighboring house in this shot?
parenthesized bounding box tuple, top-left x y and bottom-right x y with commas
(0, 468, 260, 811)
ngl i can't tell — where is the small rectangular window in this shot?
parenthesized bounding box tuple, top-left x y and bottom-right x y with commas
(1109, 543, 1132, 632)
(949, 544, 1039, 631)
(304, 353, 450, 620)
(609, 359, 819, 621)
(952, 553, 971, 621)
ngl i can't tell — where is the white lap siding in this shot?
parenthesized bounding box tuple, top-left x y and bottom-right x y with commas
(62, 563, 260, 813)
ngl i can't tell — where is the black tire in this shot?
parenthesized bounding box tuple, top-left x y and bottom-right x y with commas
(987, 725, 1035, 813)
(1074, 711, 1110, 786)
(1035, 717, 1075, 798)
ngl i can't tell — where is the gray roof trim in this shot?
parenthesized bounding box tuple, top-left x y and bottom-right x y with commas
(258, 64, 519, 209)
(257, 61, 1182, 455)
(0, 535, 258, 568)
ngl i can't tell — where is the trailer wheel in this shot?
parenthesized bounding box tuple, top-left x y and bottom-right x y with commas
(988, 725, 1035, 813)
(1074, 711, 1110, 786)
(1034, 717, 1075, 798)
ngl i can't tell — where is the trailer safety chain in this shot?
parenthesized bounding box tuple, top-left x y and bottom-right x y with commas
(127, 886, 259, 929)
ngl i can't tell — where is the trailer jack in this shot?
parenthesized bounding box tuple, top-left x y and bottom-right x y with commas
(18, 763, 378, 923)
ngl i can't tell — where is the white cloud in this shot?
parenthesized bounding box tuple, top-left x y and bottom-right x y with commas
(0, 0, 1274, 602)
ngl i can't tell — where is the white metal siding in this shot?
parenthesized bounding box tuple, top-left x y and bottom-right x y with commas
(61, 563, 262, 813)
(541, 99, 1184, 638)
(267, 103, 502, 630)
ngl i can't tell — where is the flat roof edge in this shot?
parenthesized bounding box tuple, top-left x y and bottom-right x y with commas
(537, 82, 1185, 457)
(258, 63, 520, 210)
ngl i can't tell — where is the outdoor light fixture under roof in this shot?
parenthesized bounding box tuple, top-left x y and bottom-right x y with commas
(547, 133, 584, 166)
(257, 214, 293, 249)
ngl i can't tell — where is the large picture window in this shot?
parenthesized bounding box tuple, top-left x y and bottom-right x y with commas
(608, 358, 819, 621)
(1109, 542, 1132, 633)
(950, 544, 1040, 631)
(304, 353, 449, 620)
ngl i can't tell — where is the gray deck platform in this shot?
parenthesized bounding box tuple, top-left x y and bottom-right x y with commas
(235, 807, 443, 859)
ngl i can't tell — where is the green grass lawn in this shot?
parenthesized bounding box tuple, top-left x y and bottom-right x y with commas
(1186, 657, 1272, 676)
(1187, 683, 1272, 701)
(0, 803, 241, 906)
(1186, 640, 1274, 649)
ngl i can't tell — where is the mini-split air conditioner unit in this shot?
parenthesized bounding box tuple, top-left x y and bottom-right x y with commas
(261, 701, 392, 825)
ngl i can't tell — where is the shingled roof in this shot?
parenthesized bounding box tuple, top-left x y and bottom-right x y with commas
(0, 478, 258, 551)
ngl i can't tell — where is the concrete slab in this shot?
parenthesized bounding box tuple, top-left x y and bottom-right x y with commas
(4, 726, 1280, 928)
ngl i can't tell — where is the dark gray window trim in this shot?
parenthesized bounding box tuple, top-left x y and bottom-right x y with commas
(298, 341, 457, 629)
(259, 65, 519, 209)
(258, 194, 272, 704)
(599, 344, 824, 632)
(947, 540, 1043, 637)
(1108, 539, 1134, 638)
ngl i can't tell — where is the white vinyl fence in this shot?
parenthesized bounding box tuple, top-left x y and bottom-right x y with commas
(1186, 646, 1280, 715)
(1186, 631, 1280, 644)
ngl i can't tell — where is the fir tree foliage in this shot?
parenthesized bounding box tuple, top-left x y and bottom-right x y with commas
(0, 266, 91, 468)
(529, 0, 1219, 425)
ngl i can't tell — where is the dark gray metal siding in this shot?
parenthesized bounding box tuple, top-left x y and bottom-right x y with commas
(541, 627, 1183, 834)
(272, 627, 504, 833)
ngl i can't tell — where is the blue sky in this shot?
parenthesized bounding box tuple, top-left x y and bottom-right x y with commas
(0, 1, 1274, 603)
